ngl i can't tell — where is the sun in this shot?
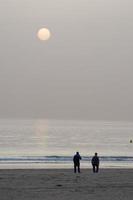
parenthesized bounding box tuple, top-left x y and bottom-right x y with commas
(37, 28, 51, 41)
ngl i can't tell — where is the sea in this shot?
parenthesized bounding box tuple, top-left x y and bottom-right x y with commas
(0, 119, 133, 169)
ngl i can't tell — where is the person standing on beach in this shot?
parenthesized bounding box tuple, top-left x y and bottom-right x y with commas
(73, 152, 82, 173)
(91, 152, 99, 173)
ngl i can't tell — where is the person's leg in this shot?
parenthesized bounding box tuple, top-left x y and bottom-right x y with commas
(93, 165, 95, 173)
(74, 164, 76, 173)
(96, 165, 99, 173)
(78, 164, 80, 173)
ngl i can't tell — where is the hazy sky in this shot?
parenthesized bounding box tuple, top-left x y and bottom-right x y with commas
(0, 0, 133, 120)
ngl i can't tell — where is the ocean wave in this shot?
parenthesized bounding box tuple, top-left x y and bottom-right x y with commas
(0, 156, 133, 163)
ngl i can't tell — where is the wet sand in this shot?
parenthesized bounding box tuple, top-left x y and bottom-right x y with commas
(0, 168, 133, 200)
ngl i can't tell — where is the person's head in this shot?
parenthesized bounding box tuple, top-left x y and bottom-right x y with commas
(95, 152, 98, 156)
(76, 152, 79, 155)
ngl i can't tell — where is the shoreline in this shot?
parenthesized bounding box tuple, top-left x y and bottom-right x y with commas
(0, 162, 133, 169)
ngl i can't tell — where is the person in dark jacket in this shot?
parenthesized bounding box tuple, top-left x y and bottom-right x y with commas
(73, 152, 82, 173)
(91, 152, 99, 173)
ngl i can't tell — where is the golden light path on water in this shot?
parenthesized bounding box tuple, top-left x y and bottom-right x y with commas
(34, 120, 49, 155)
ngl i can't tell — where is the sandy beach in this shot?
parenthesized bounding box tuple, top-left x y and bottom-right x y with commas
(0, 168, 133, 200)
